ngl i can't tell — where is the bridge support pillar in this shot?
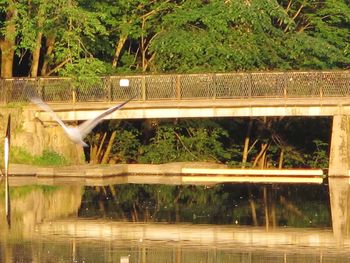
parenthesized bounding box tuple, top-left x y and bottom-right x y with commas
(328, 115, 350, 240)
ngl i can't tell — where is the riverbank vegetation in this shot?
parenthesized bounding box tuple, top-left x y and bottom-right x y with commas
(87, 117, 331, 169)
(0, 146, 68, 167)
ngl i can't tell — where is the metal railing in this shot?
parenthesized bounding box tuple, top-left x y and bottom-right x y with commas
(0, 71, 349, 104)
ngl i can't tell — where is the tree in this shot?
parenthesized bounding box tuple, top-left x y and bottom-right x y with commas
(1, 0, 108, 77)
(149, 0, 350, 71)
(2, 0, 349, 76)
(85, 0, 176, 72)
(41, 0, 108, 77)
(0, 0, 17, 78)
(278, 0, 350, 69)
(149, 0, 291, 72)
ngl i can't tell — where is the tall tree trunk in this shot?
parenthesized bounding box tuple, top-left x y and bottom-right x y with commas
(101, 131, 117, 164)
(1, 1, 17, 78)
(41, 35, 55, 76)
(112, 35, 127, 67)
(278, 149, 284, 169)
(30, 1, 45, 77)
(141, 18, 146, 71)
(30, 31, 43, 77)
(242, 119, 253, 168)
(252, 143, 269, 168)
(260, 143, 268, 168)
(89, 144, 98, 164)
(96, 133, 107, 163)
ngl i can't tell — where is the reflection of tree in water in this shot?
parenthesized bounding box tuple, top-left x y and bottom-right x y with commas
(0, 185, 82, 240)
(79, 184, 330, 228)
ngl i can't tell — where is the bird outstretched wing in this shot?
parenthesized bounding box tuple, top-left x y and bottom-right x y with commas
(30, 97, 71, 135)
(78, 96, 135, 138)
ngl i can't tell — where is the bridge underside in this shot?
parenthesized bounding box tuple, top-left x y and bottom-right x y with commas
(30, 98, 350, 121)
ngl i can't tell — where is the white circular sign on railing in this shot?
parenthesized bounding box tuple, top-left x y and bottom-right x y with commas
(120, 79, 130, 87)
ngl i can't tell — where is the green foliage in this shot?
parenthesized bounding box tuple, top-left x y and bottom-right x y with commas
(139, 125, 179, 164)
(58, 58, 114, 89)
(138, 120, 230, 164)
(111, 128, 141, 163)
(305, 140, 329, 169)
(3, 0, 349, 76)
(106, 117, 331, 169)
(59, 58, 113, 79)
(10, 147, 68, 166)
(4, 0, 108, 77)
(10, 147, 35, 164)
(279, 0, 350, 69)
(82, 0, 176, 71)
(149, 0, 349, 71)
(33, 149, 68, 166)
(273, 117, 331, 168)
(149, 0, 290, 71)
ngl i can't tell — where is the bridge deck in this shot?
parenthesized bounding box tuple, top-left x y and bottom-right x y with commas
(29, 97, 350, 120)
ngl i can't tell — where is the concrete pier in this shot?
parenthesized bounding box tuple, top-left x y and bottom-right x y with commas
(328, 115, 350, 239)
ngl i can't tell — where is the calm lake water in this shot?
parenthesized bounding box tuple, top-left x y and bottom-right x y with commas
(1, 180, 350, 262)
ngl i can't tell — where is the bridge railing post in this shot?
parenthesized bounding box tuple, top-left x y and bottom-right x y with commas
(248, 73, 252, 99)
(37, 78, 41, 99)
(176, 75, 181, 100)
(212, 73, 216, 100)
(106, 76, 112, 102)
(141, 76, 146, 101)
(71, 81, 76, 105)
(282, 72, 287, 99)
(319, 73, 323, 99)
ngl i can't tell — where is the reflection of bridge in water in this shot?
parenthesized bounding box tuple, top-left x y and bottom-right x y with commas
(39, 220, 345, 251)
(6, 219, 350, 262)
(2, 70, 350, 239)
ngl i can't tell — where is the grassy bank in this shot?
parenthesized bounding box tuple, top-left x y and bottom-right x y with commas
(0, 146, 69, 167)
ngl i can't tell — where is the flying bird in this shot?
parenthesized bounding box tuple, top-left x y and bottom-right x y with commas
(30, 96, 134, 147)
